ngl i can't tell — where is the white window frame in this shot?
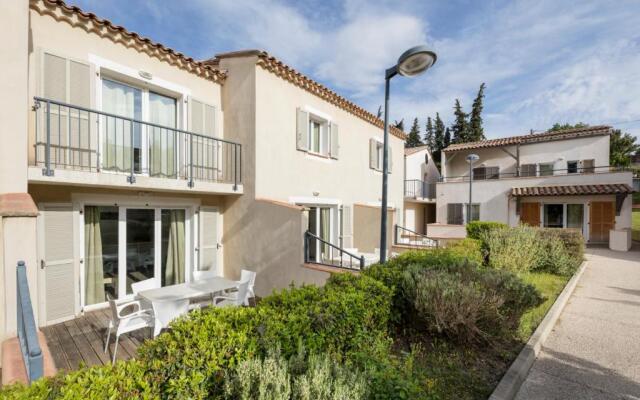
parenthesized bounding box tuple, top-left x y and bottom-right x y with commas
(567, 160, 579, 174)
(538, 162, 555, 176)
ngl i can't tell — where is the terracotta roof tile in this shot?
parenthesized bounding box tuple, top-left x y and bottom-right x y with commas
(31, 0, 226, 83)
(443, 126, 612, 152)
(511, 183, 633, 197)
(210, 50, 407, 140)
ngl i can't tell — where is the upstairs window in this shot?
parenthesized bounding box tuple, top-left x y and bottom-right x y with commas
(581, 159, 595, 173)
(567, 160, 579, 174)
(473, 166, 499, 180)
(539, 163, 554, 176)
(369, 139, 393, 173)
(467, 203, 480, 223)
(296, 108, 339, 159)
(520, 164, 537, 177)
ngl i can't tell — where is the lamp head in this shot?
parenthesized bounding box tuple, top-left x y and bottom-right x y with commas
(397, 45, 437, 77)
(466, 154, 480, 163)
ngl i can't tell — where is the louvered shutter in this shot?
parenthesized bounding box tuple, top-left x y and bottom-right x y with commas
(43, 53, 66, 102)
(190, 99, 205, 135)
(296, 108, 309, 151)
(204, 103, 216, 137)
(330, 122, 339, 159)
(42, 205, 76, 324)
(388, 147, 393, 173)
(341, 205, 353, 248)
(369, 139, 377, 169)
(198, 207, 219, 274)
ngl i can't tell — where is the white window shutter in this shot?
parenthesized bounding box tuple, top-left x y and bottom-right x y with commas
(330, 122, 339, 159)
(296, 108, 309, 151)
(69, 60, 91, 108)
(204, 104, 216, 137)
(369, 139, 377, 169)
(389, 147, 393, 173)
(199, 207, 219, 273)
(190, 99, 205, 135)
(43, 53, 66, 102)
(42, 205, 76, 323)
(341, 205, 353, 248)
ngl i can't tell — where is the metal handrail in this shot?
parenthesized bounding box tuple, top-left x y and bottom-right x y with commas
(33, 97, 242, 189)
(394, 225, 438, 248)
(16, 261, 43, 383)
(440, 165, 632, 183)
(404, 179, 436, 198)
(304, 231, 365, 270)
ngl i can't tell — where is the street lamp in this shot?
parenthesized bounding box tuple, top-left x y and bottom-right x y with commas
(379, 45, 437, 263)
(466, 154, 480, 223)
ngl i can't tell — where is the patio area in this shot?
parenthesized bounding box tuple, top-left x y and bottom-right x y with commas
(41, 309, 151, 370)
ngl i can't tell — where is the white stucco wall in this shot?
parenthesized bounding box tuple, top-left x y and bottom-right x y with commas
(405, 148, 440, 183)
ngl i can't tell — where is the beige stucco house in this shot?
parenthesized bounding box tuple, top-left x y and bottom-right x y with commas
(0, 0, 406, 364)
(431, 126, 634, 247)
(400, 145, 439, 244)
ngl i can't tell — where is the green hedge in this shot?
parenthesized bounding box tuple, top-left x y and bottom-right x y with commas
(465, 221, 508, 241)
(3, 274, 392, 400)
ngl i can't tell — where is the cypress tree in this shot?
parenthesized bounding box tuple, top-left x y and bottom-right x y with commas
(433, 113, 446, 164)
(451, 99, 469, 143)
(424, 116, 435, 150)
(393, 119, 405, 132)
(405, 117, 422, 148)
(444, 127, 451, 148)
(469, 83, 486, 141)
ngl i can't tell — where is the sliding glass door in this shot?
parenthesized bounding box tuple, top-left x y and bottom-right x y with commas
(83, 205, 187, 307)
(307, 206, 333, 263)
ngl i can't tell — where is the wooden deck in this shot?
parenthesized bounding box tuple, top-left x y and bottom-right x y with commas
(41, 308, 152, 370)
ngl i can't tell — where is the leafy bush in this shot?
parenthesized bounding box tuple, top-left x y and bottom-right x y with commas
(446, 238, 484, 266)
(534, 229, 584, 275)
(480, 225, 542, 273)
(223, 347, 367, 400)
(466, 221, 508, 241)
(400, 262, 542, 342)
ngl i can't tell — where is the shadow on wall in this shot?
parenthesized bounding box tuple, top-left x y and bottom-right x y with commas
(223, 198, 329, 297)
(517, 348, 640, 398)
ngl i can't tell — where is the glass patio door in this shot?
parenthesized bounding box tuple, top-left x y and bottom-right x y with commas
(125, 209, 155, 295)
(307, 206, 332, 263)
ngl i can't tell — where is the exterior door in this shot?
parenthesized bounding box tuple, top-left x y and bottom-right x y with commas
(520, 202, 540, 226)
(40, 205, 76, 324)
(198, 207, 220, 275)
(590, 201, 615, 242)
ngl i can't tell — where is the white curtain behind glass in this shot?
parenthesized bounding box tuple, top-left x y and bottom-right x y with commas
(149, 92, 177, 177)
(102, 80, 141, 172)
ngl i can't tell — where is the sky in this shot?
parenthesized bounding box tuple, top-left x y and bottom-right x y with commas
(71, 0, 640, 140)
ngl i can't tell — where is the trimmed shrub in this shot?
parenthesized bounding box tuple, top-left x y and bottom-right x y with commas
(534, 229, 584, 276)
(466, 221, 508, 241)
(480, 225, 542, 273)
(446, 238, 484, 266)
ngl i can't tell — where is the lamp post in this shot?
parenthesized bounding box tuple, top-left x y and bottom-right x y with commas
(466, 154, 479, 223)
(379, 45, 437, 263)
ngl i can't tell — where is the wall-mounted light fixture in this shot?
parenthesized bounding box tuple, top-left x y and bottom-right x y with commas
(139, 70, 153, 80)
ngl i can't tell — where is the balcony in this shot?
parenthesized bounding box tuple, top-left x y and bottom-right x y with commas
(439, 165, 632, 183)
(30, 97, 242, 194)
(404, 179, 436, 201)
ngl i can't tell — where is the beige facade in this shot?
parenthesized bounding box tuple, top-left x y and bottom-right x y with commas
(0, 0, 407, 362)
(402, 146, 439, 236)
(435, 130, 634, 244)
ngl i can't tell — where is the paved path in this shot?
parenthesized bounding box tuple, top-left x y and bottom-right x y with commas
(516, 245, 640, 400)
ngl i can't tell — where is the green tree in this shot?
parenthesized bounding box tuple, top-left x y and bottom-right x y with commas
(444, 127, 451, 148)
(405, 117, 422, 148)
(424, 116, 435, 149)
(433, 113, 446, 164)
(548, 122, 588, 132)
(469, 83, 486, 141)
(451, 99, 469, 143)
(610, 129, 640, 167)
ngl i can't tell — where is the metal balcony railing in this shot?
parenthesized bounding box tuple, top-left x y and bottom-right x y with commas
(17, 261, 43, 383)
(404, 180, 436, 199)
(33, 97, 242, 189)
(394, 225, 438, 248)
(304, 231, 364, 270)
(440, 165, 631, 183)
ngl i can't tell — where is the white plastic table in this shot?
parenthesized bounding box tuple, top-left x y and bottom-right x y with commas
(138, 277, 239, 337)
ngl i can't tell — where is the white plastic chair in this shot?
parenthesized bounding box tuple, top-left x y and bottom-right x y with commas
(240, 269, 257, 306)
(104, 294, 154, 364)
(213, 280, 250, 308)
(131, 278, 157, 312)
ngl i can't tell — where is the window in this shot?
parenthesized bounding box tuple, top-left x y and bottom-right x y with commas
(473, 166, 499, 180)
(520, 164, 537, 177)
(567, 161, 578, 174)
(447, 203, 464, 225)
(376, 142, 384, 170)
(369, 139, 393, 173)
(543, 204, 564, 228)
(296, 108, 338, 158)
(467, 203, 480, 223)
(581, 159, 595, 173)
(539, 163, 554, 176)
(567, 204, 584, 232)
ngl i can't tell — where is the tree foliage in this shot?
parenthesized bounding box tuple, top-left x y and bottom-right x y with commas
(424, 117, 435, 150)
(451, 99, 469, 144)
(610, 128, 639, 167)
(405, 117, 423, 148)
(469, 83, 486, 142)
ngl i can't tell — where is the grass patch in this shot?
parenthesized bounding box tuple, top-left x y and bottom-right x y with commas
(633, 210, 640, 242)
(517, 272, 570, 340)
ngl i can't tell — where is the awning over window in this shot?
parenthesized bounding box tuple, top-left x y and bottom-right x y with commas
(511, 183, 633, 197)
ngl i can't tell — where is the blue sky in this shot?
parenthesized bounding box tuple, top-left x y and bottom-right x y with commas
(72, 0, 640, 140)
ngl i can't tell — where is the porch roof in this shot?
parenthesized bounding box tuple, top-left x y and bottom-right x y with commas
(511, 183, 633, 197)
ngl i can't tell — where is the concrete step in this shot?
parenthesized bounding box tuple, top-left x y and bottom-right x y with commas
(2, 331, 56, 386)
